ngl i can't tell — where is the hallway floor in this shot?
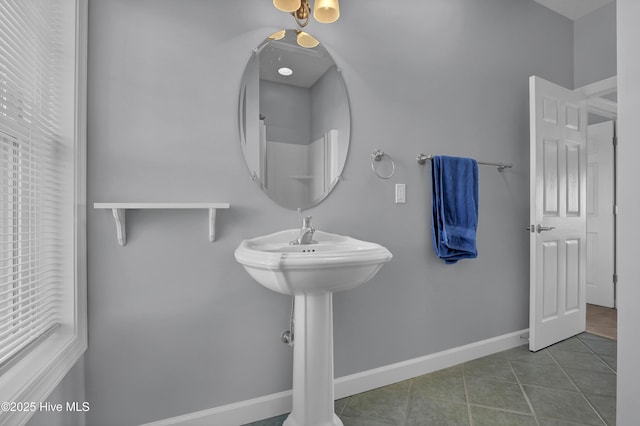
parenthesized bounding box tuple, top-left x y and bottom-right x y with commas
(586, 304, 617, 341)
(246, 332, 616, 426)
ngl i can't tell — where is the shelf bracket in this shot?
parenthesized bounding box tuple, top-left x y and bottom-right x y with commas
(208, 208, 217, 242)
(112, 208, 126, 246)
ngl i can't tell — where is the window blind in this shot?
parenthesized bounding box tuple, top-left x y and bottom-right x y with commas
(0, 0, 65, 366)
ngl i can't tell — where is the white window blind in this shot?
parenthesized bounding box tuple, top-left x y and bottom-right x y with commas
(0, 0, 65, 366)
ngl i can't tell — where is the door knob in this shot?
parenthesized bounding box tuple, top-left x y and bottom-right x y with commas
(536, 224, 556, 233)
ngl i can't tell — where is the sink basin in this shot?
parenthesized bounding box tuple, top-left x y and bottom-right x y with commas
(234, 229, 392, 295)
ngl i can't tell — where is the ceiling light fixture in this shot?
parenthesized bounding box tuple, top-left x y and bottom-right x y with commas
(295, 30, 319, 48)
(273, 0, 340, 27)
(278, 67, 293, 76)
(313, 0, 340, 23)
(267, 29, 286, 40)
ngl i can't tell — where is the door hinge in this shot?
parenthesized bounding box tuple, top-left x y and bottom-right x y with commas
(613, 205, 619, 215)
(614, 274, 618, 284)
(613, 136, 618, 146)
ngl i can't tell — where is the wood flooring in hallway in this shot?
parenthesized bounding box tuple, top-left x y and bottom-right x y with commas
(586, 304, 617, 341)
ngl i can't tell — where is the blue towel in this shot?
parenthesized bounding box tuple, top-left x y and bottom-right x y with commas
(431, 155, 478, 264)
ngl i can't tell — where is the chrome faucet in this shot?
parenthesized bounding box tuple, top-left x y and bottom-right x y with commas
(290, 216, 316, 245)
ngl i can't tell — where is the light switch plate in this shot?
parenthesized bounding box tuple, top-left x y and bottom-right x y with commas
(395, 184, 406, 204)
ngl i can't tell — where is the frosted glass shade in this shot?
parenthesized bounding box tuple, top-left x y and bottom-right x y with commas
(296, 31, 320, 48)
(267, 29, 286, 40)
(313, 0, 339, 23)
(273, 0, 301, 13)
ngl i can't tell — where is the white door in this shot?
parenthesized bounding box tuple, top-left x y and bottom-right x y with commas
(529, 76, 587, 351)
(586, 121, 616, 308)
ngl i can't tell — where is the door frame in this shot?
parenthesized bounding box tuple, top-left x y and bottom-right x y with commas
(576, 76, 618, 308)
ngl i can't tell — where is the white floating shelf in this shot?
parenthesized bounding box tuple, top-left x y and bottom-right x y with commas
(94, 203, 230, 246)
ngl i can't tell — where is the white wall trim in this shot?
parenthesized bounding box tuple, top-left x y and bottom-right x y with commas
(140, 328, 528, 426)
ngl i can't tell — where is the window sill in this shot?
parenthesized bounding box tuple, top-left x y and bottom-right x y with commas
(0, 328, 87, 425)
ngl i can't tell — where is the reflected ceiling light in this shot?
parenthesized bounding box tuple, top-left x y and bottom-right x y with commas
(296, 30, 319, 48)
(274, 0, 339, 27)
(267, 29, 286, 40)
(278, 67, 293, 76)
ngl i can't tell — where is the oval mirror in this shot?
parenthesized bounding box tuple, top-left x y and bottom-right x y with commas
(238, 29, 350, 210)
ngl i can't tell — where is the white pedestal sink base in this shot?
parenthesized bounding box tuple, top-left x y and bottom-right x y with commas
(234, 230, 392, 426)
(283, 293, 344, 426)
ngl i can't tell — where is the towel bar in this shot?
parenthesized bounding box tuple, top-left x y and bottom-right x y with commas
(417, 154, 512, 172)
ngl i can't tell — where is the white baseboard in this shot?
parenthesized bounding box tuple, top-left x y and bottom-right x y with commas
(140, 328, 529, 426)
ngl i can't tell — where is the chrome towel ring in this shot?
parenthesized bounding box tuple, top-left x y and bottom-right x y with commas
(371, 149, 395, 179)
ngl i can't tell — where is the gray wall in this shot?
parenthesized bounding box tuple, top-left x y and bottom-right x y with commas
(616, 0, 640, 422)
(574, 2, 616, 126)
(85, 0, 572, 424)
(310, 66, 348, 143)
(574, 1, 616, 88)
(261, 80, 311, 145)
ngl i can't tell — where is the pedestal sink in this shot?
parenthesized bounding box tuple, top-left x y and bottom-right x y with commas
(235, 229, 392, 426)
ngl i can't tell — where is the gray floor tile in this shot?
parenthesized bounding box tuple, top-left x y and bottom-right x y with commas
(549, 337, 591, 353)
(405, 395, 470, 426)
(579, 333, 613, 343)
(502, 345, 557, 365)
(242, 413, 288, 426)
(600, 355, 617, 372)
(551, 349, 612, 373)
(439, 364, 466, 374)
(585, 394, 616, 426)
(411, 366, 466, 402)
(538, 419, 600, 425)
(340, 416, 396, 426)
(335, 397, 349, 414)
(341, 386, 408, 425)
(383, 380, 412, 393)
(524, 386, 604, 425)
(486, 348, 509, 360)
(581, 339, 617, 357)
(564, 368, 617, 398)
(465, 376, 531, 414)
(463, 356, 517, 382)
(470, 405, 537, 426)
(511, 360, 577, 390)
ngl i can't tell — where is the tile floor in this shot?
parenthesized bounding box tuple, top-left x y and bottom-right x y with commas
(245, 332, 616, 426)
